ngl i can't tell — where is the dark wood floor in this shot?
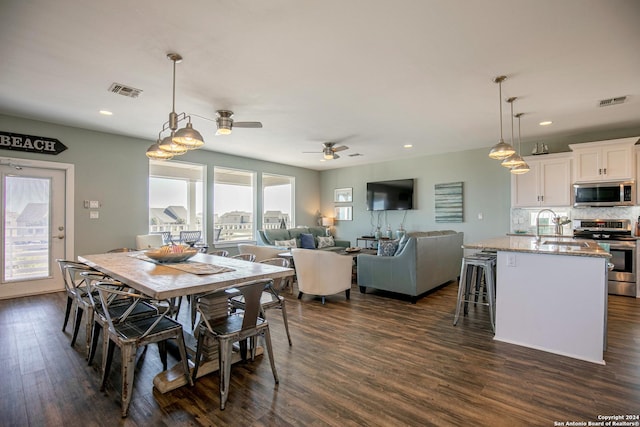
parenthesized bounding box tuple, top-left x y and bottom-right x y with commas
(1, 280, 639, 427)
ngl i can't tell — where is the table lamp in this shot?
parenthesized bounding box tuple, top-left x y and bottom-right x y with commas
(321, 217, 334, 236)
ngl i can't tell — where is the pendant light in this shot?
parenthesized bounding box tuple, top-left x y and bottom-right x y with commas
(501, 97, 526, 168)
(145, 138, 174, 160)
(156, 53, 205, 158)
(510, 113, 530, 175)
(159, 131, 188, 155)
(488, 76, 516, 160)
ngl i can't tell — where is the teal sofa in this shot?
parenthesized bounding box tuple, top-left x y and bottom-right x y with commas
(357, 230, 463, 302)
(256, 226, 350, 251)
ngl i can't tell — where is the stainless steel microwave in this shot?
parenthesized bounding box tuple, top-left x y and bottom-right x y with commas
(573, 181, 636, 207)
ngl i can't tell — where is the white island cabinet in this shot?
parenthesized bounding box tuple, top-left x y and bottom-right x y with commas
(464, 236, 610, 364)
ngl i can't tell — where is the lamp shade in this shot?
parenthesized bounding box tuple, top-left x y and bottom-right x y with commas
(159, 132, 188, 154)
(322, 217, 334, 227)
(489, 139, 516, 160)
(510, 162, 530, 175)
(145, 142, 174, 160)
(501, 153, 526, 168)
(173, 122, 205, 148)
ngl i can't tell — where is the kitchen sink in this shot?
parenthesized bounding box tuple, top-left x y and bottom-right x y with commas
(542, 240, 589, 248)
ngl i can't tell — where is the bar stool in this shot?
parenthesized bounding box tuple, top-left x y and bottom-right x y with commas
(453, 252, 497, 333)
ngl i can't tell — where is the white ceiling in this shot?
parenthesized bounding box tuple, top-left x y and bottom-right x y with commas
(1, 0, 639, 170)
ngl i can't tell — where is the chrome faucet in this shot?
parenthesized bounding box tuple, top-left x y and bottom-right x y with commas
(535, 208, 559, 241)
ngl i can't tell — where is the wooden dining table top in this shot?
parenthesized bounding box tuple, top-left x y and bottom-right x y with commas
(78, 251, 294, 300)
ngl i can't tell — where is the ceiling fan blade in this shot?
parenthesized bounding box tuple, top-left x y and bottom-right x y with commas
(333, 153, 340, 159)
(233, 121, 263, 128)
(333, 145, 349, 152)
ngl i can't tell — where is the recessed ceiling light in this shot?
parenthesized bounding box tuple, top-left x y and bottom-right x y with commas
(99, 110, 113, 116)
(320, 159, 326, 162)
(403, 144, 413, 148)
(539, 121, 552, 126)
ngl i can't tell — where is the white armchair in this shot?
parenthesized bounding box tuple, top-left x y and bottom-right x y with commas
(291, 248, 352, 304)
(135, 234, 163, 250)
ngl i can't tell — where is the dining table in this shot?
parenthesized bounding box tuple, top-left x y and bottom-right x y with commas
(78, 250, 294, 392)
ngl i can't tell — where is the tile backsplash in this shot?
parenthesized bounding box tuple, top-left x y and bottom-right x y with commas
(511, 206, 640, 235)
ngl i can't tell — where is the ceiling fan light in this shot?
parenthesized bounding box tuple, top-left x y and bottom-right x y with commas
(323, 148, 335, 160)
(501, 153, 525, 168)
(510, 162, 530, 175)
(173, 122, 205, 148)
(215, 126, 232, 136)
(146, 142, 174, 160)
(489, 139, 516, 160)
(158, 132, 188, 154)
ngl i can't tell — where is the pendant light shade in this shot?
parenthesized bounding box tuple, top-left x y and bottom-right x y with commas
(173, 121, 205, 148)
(146, 140, 174, 160)
(159, 131, 188, 154)
(510, 112, 530, 175)
(488, 76, 516, 160)
(510, 163, 530, 174)
(501, 97, 526, 168)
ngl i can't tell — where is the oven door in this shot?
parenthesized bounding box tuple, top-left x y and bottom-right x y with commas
(603, 240, 636, 297)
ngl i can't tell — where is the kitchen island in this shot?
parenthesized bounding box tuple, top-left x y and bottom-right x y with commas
(464, 236, 611, 364)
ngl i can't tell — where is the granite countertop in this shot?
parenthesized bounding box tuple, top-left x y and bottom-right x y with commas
(464, 236, 611, 258)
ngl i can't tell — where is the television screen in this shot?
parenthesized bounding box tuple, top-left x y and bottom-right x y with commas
(366, 179, 414, 211)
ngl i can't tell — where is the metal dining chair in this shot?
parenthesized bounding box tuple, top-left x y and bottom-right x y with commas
(179, 230, 202, 246)
(81, 272, 158, 367)
(57, 259, 99, 351)
(192, 279, 279, 410)
(208, 249, 229, 257)
(231, 253, 256, 262)
(229, 258, 292, 345)
(95, 282, 193, 417)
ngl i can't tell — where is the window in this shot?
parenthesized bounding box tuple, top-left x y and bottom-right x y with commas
(214, 167, 255, 242)
(149, 160, 205, 243)
(262, 173, 294, 230)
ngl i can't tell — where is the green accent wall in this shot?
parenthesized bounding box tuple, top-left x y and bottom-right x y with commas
(0, 114, 320, 257)
(319, 148, 512, 245)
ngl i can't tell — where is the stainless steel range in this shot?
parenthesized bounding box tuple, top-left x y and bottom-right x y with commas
(573, 219, 638, 297)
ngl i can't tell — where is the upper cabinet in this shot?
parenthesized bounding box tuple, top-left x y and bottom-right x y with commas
(569, 137, 638, 183)
(511, 153, 572, 207)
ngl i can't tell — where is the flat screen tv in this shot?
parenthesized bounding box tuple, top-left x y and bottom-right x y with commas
(366, 179, 414, 211)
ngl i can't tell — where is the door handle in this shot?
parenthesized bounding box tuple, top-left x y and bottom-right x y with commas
(53, 233, 65, 240)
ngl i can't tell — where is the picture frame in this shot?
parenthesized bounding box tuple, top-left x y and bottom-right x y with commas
(434, 181, 463, 223)
(334, 187, 353, 203)
(334, 206, 352, 221)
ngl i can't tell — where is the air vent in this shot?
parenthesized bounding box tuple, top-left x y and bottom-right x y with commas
(108, 83, 143, 98)
(598, 96, 627, 107)
(348, 153, 363, 157)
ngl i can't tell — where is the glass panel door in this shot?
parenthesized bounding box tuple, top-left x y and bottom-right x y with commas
(1, 164, 66, 298)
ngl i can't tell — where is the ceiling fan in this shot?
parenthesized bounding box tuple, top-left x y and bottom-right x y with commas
(304, 142, 349, 160)
(214, 110, 263, 135)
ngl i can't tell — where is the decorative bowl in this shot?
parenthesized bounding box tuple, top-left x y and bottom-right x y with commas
(145, 246, 198, 263)
(345, 247, 361, 253)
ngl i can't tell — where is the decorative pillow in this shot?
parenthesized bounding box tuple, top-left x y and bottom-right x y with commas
(274, 238, 297, 248)
(300, 233, 316, 249)
(395, 235, 409, 255)
(316, 236, 335, 249)
(377, 239, 399, 256)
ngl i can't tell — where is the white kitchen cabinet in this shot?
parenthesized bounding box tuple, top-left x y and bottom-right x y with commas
(569, 137, 638, 182)
(511, 153, 572, 207)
